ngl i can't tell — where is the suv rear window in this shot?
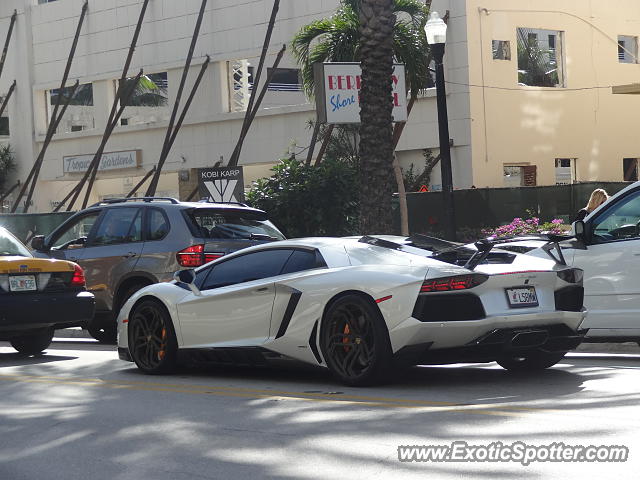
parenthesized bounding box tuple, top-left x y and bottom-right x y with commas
(185, 208, 285, 241)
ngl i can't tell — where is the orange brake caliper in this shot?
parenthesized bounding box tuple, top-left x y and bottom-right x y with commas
(158, 328, 167, 360)
(342, 324, 351, 352)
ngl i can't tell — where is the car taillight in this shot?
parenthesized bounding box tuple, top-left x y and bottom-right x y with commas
(557, 268, 584, 284)
(70, 264, 86, 287)
(420, 274, 488, 293)
(205, 253, 224, 263)
(177, 244, 224, 267)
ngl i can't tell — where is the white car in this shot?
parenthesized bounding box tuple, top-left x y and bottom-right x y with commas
(117, 236, 586, 385)
(490, 181, 640, 344)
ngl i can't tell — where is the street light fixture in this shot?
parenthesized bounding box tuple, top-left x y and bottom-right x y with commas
(425, 11, 457, 241)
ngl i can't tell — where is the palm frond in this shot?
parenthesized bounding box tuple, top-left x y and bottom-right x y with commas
(292, 0, 430, 99)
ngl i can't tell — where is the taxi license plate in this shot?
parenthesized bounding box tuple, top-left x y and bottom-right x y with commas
(9, 275, 37, 292)
(506, 286, 538, 308)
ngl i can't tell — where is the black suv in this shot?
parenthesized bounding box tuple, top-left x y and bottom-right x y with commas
(32, 198, 285, 342)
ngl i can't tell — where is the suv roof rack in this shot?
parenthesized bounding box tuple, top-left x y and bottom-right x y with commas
(196, 200, 249, 207)
(90, 197, 180, 207)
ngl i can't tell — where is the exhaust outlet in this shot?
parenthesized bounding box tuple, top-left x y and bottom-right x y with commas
(509, 330, 549, 349)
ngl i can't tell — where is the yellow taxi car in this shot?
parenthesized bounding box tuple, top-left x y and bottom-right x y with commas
(0, 226, 94, 354)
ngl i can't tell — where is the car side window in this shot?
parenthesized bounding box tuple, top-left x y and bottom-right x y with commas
(200, 249, 294, 290)
(591, 191, 640, 244)
(90, 208, 142, 247)
(51, 211, 101, 250)
(280, 249, 326, 275)
(147, 208, 170, 241)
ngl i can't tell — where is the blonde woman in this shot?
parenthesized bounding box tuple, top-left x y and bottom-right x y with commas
(575, 188, 609, 221)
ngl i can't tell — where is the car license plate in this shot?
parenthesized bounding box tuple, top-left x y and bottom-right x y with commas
(506, 286, 538, 308)
(9, 275, 37, 292)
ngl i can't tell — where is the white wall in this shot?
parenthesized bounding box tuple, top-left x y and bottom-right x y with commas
(2, 0, 468, 211)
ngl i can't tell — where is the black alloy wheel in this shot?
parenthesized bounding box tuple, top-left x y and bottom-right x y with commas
(128, 300, 177, 374)
(320, 295, 392, 386)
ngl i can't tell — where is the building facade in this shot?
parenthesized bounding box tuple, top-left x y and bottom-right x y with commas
(0, 0, 639, 212)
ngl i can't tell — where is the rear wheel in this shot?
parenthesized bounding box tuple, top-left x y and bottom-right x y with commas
(128, 300, 177, 374)
(497, 350, 567, 371)
(10, 328, 54, 355)
(87, 317, 117, 344)
(320, 295, 392, 386)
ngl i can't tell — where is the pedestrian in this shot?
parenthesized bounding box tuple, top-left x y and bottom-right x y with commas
(575, 188, 609, 221)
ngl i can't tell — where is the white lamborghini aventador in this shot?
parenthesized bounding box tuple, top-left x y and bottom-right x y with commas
(117, 236, 587, 385)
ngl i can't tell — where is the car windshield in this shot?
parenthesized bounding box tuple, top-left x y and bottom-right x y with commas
(188, 209, 285, 241)
(0, 229, 32, 257)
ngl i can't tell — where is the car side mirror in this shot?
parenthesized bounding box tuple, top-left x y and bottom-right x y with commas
(573, 220, 586, 244)
(31, 235, 47, 251)
(173, 269, 201, 296)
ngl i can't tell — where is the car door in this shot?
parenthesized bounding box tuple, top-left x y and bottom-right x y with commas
(176, 249, 294, 348)
(79, 207, 145, 312)
(45, 210, 102, 264)
(572, 188, 640, 330)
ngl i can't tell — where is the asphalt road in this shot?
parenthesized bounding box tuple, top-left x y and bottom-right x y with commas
(1, 338, 639, 480)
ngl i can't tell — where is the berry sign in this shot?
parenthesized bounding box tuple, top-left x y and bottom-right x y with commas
(314, 62, 407, 124)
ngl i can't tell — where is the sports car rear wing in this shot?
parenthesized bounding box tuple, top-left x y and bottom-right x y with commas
(463, 234, 572, 270)
(359, 233, 573, 271)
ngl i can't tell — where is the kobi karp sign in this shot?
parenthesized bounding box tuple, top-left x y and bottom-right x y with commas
(198, 167, 245, 203)
(314, 62, 407, 124)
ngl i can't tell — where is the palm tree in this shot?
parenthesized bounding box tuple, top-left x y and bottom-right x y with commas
(292, 0, 431, 234)
(357, 0, 396, 233)
(292, 0, 430, 99)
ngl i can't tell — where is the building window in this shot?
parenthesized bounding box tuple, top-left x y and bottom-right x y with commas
(118, 72, 169, 127)
(555, 158, 576, 185)
(623, 158, 639, 181)
(48, 83, 95, 134)
(266, 68, 302, 92)
(228, 60, 251, 113)
(618, 36, 638, 63)
(517, 28, 564, 87)
(504, 165, 537, 187)
(504, 166, 524, 187)
(492, 40, 511, 60)
(0, 117, 8, 136)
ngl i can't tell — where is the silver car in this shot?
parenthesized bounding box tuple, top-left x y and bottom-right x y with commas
(32, 197, 284, 342)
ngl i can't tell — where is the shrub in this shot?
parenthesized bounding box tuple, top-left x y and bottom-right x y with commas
(0, 144, 16, 193)
(246, 157, 359, 238)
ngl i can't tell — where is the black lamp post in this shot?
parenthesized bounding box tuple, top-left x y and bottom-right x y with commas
(425, 11, 456, 241)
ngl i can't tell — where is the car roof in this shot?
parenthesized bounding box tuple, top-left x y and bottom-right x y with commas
(209, 236, 432, 267)
(89, 198, 267, 215)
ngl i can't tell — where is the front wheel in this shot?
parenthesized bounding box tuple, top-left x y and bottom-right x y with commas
(320, 295, 392, 386)
(10, 328, 54, 355)
(497, 350, 567, 371)
(128, 300, 177, 374)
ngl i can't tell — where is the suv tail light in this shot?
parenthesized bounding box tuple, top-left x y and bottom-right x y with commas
(70, 264, 86, 287)
(420, 274, 489, 293)
(177, 244, 224, 267)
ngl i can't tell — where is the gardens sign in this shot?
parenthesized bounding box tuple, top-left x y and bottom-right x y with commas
(63, 150, 141, 174)
(314, 62, 408, 124)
